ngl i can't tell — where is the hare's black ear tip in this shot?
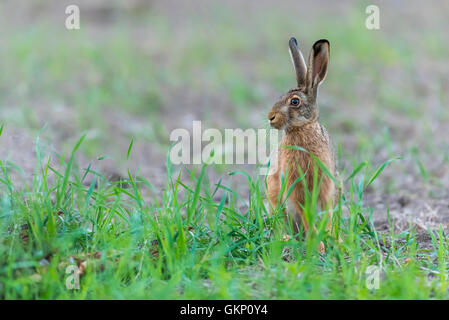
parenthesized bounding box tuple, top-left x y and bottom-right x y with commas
(314, 39, 330, 48)
(289, 37, 298, 45)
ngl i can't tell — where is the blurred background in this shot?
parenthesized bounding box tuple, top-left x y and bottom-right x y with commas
(0, 0, 448, 234)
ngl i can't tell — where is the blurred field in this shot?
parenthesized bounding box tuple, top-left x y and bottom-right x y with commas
(1, 0, 449, 299)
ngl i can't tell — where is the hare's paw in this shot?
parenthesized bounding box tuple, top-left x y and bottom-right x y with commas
(318, 241, 326, 254)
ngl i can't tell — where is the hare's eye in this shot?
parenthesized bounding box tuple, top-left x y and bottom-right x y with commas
(290, 98, 300, 106)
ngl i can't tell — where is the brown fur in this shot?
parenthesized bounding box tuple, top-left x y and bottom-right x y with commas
(267, 38, 338, 252)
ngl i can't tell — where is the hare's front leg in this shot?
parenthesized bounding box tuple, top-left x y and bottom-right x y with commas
(288, 198, 309, 234)
(319, 175, 339, 231)
(289, 198, 325, 253)
(319, 178, 342, 243)
(267, 169, 304, 242)
(319, 180, 334, 233)
(267, 164, 294, 227)
(267, 166, 281, 214)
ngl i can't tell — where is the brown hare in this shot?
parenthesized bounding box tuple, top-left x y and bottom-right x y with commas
(267, 37, 338, 253)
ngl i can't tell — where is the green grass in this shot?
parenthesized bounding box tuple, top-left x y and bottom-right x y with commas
(0, 131, 448, 299)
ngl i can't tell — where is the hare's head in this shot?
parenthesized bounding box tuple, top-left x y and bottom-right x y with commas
(268, 38, 329, 131)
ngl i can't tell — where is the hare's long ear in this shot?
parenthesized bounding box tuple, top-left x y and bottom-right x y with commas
(306, 39, 330, 93)
(288, 37, 307, 88)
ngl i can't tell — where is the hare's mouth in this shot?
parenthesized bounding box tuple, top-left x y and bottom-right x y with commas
(269, 119, 286, 130)
(268, 109, 288, 130)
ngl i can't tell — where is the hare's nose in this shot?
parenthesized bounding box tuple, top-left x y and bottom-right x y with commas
(268, 110, 277, 123)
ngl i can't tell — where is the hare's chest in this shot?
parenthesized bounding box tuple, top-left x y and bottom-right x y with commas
(279, 148, 313, 178)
